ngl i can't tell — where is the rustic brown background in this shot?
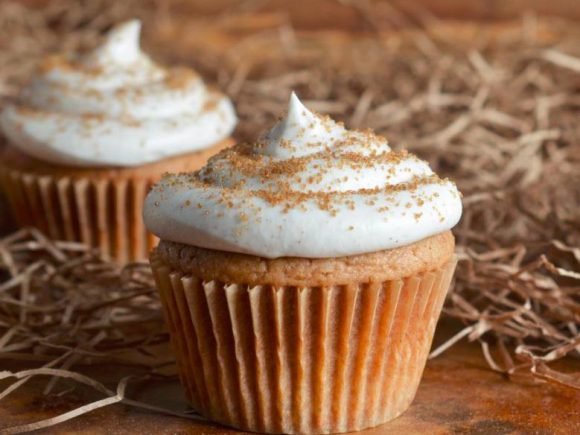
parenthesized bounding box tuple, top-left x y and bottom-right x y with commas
(1, 1, 579, 434)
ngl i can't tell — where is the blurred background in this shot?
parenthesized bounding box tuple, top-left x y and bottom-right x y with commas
(1, 0, 579, 240)
(0, 1, 579, 433)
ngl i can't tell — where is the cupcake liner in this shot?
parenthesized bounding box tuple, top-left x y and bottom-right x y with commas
(0, 168, 156, 262)
(150, 252, 457, 434)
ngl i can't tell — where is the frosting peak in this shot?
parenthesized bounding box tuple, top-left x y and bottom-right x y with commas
(0, 19, 237, 168)
(144, 94, 462, 259)
(261, 92, 349, 158)
(84, 20, 143, 67)
(261, 92, 390, 159)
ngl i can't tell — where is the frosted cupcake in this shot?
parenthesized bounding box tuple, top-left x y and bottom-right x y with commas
(144, 93, 462, 434)
(0, 20, 236, 262)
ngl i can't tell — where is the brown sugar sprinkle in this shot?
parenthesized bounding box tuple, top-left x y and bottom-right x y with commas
(162, 166, 447, 215)
(36, 54, 101, 75)
(203, 97, 219, 112)
(81, 112, 106, 122)
(14, 105, 46, 117)
(164, 67, 198, 89)
(193, 143, 444, 209)
(202, 145, 416, 184)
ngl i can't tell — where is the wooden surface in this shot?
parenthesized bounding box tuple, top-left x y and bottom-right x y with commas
(1, 320, 579, 434)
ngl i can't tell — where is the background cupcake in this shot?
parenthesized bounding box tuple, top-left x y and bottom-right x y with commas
(144, 93, 462, 434)
(0, 19, 237, 262)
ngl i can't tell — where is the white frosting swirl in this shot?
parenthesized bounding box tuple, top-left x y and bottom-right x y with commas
(0, 20, 237, 167)
(144, 93, 462, 258)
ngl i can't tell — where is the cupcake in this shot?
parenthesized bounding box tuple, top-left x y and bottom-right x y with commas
(144, 93, 462, 434)
(0, 20, 236, 262)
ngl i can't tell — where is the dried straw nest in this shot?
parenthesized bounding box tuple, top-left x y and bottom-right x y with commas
(0, 0, 579, 432)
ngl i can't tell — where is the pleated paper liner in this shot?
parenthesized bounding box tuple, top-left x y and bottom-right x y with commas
(0, 139, 234, 262)
(0, 168, 156, 263)
(150, 252, 457, 434)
